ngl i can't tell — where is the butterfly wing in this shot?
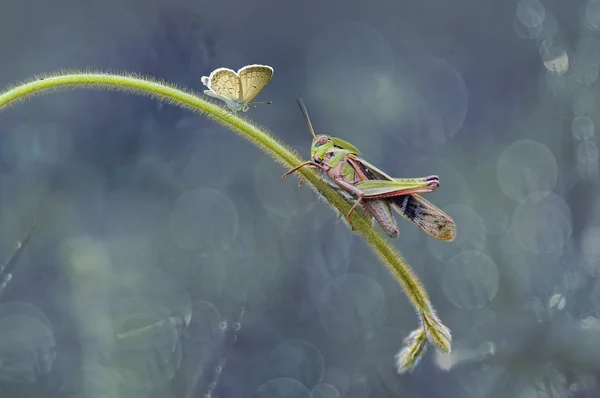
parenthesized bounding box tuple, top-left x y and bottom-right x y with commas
(203, 89, 229, 102)
(237, 64, 274, 103)
(204, 68, 243, 101)
(354, 157, 456, 241)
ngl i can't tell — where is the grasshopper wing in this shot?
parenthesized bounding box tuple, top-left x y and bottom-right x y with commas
(353, 157, 456, 241)
(390, 194, 456, 241)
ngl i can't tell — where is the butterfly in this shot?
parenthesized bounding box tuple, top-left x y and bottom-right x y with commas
(201, 64, 274, 113)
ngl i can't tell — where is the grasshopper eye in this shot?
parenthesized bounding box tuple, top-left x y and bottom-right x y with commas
(314, 136, 329, 148)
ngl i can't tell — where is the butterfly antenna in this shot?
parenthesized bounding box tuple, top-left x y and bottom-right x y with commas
(250, 101, 273, 107)
(296, 98, 317, 138)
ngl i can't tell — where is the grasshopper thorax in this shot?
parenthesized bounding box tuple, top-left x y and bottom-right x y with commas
(311, 135, 334, 163)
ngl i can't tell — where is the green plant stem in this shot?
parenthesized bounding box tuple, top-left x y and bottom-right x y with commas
(0, 71, 451, 356)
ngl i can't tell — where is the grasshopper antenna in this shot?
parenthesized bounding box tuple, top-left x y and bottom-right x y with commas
(296, 98, 317, 138)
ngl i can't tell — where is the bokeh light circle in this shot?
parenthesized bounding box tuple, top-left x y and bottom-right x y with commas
(442, 251, 500, 310)
(511, 193, 572, 254)
(391, 55, 468, 149)
(312, 383, 340, 398)
(572, 87, 595, 116)
(517, 0, 546, 28)
(268, 339, 325, 389)
(0, 315, 56, 383)
(541, 44, 569, 75)
(252, 378, 313, 398)
(582, 226, 600, 276)
(586, 0, 600, 29)
(318, 273, 386, 341)
(572, 116, 595, 140)
(572, 57, 599, 86)
(577, 140, 599, 164)
(497, 140, 558, 202)
(169, 187, 239, 255)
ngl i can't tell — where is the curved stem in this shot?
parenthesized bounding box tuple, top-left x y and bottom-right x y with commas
(0, 71, 451, 361)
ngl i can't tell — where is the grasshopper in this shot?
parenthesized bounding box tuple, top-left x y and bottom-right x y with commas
(282, 99, 456, 241)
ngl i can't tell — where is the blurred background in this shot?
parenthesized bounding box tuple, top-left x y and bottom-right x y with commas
(0, 0, 598, 396)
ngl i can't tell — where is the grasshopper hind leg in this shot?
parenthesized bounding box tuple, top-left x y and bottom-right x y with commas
(362, 200, 400, 238)
(334, 175, 400, 237)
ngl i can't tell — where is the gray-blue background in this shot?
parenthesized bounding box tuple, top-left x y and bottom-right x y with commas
(0, 0, 598, 397)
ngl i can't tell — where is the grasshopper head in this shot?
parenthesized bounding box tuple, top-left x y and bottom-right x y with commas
(311, 135, 334, 163)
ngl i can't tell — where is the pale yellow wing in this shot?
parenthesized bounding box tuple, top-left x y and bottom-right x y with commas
(205, 68, 242, 101)
(237, 64, 274, 103)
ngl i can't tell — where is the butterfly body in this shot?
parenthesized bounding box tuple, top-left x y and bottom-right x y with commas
(201, 64, 273, 113)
